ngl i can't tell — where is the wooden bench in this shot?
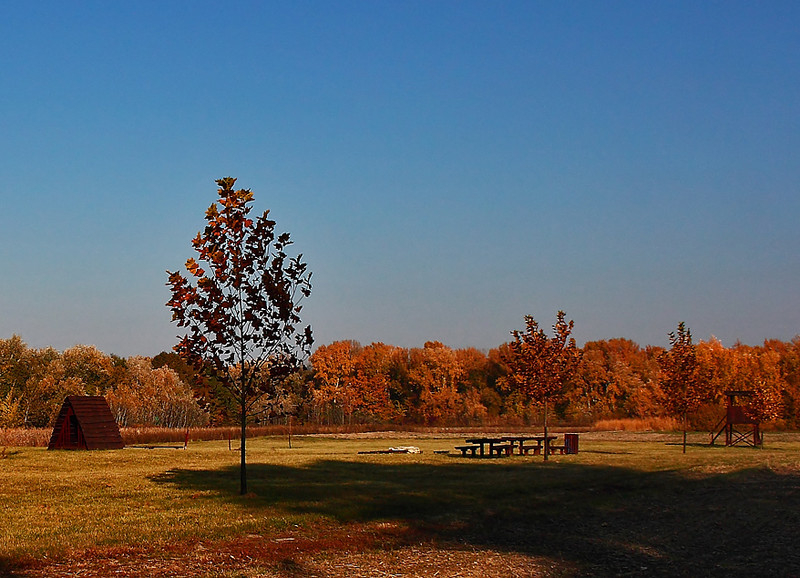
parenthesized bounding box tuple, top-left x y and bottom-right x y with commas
(490, 444, 513, 457)
(454, 445, 480, 457)
(521, 444, 542, 456)
(547, 444, 567, 455)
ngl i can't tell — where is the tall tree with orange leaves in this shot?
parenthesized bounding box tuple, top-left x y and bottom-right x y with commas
(409, 341, 464, 424)
(501, 311, 580, 460)
(310, 340, 360, 424)
(658, 322, 710, 453)
(167, 178, 312, 494)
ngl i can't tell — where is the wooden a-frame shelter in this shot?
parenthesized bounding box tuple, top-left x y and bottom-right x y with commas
(48, 396, 125, 450)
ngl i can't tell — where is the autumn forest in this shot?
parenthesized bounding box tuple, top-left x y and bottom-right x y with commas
(2, 329, 799, 431)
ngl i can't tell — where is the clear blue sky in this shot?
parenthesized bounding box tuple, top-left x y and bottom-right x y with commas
(2, 1, 798, 356)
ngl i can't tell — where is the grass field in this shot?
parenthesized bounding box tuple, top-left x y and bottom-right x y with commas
(2, 431, 799, 577)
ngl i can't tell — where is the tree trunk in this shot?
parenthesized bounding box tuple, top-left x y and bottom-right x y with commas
(240, 398, 247, 495)
(682, 412, 687, 454)
(543, 401, 549, 462)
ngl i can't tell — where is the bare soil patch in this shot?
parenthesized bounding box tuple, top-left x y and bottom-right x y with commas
(11, 524, 567, 578)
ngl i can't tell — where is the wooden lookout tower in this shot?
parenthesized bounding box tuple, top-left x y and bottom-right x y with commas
(48, 396, 125, 450)
(710, 390, 762, 447)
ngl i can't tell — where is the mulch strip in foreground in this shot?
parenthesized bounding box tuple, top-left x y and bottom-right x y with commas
(8, 522, 571, 578)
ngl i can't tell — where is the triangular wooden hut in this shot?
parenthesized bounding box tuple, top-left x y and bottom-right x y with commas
(48, 396, 125, 450)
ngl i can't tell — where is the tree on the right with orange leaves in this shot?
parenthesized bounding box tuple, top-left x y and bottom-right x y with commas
(658, 322, 712, 453)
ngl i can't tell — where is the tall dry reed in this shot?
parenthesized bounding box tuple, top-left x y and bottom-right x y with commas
(120, 424, 405, 445)
(591, 417, 680, 432)
(0, 428, 50, 447)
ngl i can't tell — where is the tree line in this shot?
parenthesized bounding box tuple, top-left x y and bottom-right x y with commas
(0, 336, 207, 429)
(304, 328, 798, 430)
(2, 330, 798, 430)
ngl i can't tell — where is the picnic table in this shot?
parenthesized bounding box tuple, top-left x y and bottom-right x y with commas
(454, 434, 573, 457)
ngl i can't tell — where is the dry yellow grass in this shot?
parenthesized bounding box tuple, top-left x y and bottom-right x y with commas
(3, 432, 800, 577)
(591, 416, 680, 431)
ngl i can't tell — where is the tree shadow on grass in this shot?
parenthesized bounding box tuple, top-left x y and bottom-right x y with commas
(150, 459, 800, 577)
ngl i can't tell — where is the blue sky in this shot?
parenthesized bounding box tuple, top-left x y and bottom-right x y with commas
(2, 2, 798, 356)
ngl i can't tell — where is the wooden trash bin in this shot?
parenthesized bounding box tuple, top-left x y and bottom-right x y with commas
(564, 433, 579, 454)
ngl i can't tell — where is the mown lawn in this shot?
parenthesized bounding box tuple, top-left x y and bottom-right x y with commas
(1, 432, 799, 577)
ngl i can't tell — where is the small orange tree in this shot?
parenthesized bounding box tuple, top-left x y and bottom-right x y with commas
(658, 322, 710, 453)
(167, 177, 312, 494)
(501, 311, 580, 460)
